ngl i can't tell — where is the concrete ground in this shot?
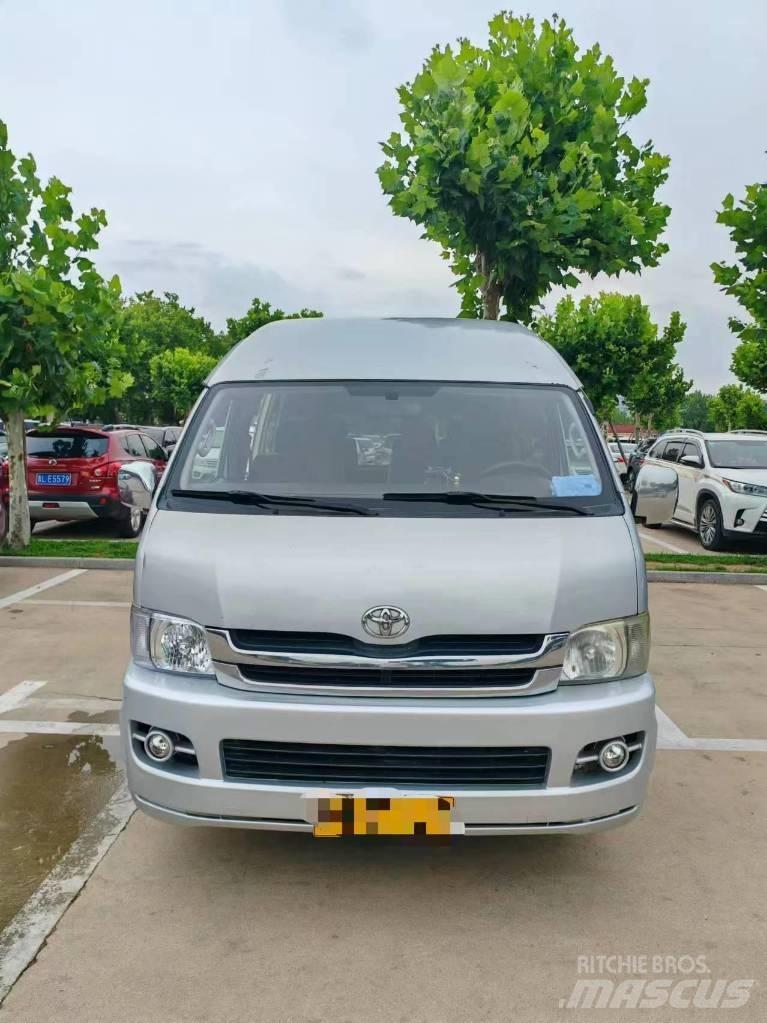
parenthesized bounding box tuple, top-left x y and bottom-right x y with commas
(0, 567, 765, 1022)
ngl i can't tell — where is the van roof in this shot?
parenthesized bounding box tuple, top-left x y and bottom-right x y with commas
(207, 317, 582, 389)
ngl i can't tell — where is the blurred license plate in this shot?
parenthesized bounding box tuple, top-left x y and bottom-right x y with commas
(311, 795, 461, 837)
(36, 473, 72, 486)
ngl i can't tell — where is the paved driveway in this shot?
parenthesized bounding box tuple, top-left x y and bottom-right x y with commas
(0, 567, 765, 1021)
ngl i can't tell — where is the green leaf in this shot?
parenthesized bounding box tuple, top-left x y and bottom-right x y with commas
(411, 71, 436, 99)
(377, 164, 402, 194)
(432, 54, 465, 91)
(459, 168, 481, 194)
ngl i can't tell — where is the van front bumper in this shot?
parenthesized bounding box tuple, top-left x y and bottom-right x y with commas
(121, 665, 656, 836)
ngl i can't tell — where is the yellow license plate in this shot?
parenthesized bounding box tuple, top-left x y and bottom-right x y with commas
(312, 795, 458, 837)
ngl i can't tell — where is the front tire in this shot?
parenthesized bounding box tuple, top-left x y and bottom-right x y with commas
(115, 506, 143, 539)
(698, 498, 724, 551)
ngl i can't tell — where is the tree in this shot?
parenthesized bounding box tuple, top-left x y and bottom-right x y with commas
(712, 180, 767, 392)
(221, 298, 322, 353)
(105, 291, 217, 422)
(535, 293, 687, 425)
(377, 12, 671, 321)
(625, 310, 691, 431)
(0, 120, 128, 548)
(679, 390, 714, 431)
(709, 384, 767, 431)
(148, 347, 217, 422)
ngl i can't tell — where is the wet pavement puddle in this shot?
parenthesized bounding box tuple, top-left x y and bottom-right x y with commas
(0, 731, 122, 932)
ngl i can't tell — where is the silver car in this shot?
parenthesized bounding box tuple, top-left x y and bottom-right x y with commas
(120, 318, 656, 837)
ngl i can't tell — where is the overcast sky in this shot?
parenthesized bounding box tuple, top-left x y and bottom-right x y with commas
(2, 0, 765, 392)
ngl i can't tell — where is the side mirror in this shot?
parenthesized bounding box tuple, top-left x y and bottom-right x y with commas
(679, 454, 703, 469)
(631, 464, 678, 525)
(118, 461, 157, 513)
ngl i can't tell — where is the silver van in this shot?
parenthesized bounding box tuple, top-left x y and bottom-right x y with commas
(120, 318, 656, 837)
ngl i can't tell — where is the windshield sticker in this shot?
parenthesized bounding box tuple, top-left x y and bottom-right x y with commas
(551, 474, 601, 497)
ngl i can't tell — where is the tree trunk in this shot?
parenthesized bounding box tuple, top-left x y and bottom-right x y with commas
(477, 253, 501, 320)
(5, 408, 31, 549)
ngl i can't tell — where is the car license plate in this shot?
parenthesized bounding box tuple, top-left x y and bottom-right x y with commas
(310, 794, 462, 837)
(36, 472, 72, 486)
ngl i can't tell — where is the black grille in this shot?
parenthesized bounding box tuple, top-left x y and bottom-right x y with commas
(238, 664, 535, 689)
(228, 630, 544, 658)
(221, 739, 550, 786)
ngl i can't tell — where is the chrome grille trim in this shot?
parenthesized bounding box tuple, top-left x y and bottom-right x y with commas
(206, 627, 568, 697)
(206, 629, 568, 672)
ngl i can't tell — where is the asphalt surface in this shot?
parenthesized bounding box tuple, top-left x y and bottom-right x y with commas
(0, 567, 765, 1021)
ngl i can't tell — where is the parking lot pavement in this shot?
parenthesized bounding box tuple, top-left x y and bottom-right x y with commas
(1, 567, 766, 1021)
(637, 521, 767, 556)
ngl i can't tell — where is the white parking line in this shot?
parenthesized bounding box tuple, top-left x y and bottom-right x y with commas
(655, 707, 690, 747)
(638, 529, 688, 554)
(0, 681, 47, 714)
(23, 599, 130, 608)
(0, 781, 134, 1003)
(0, 720, 119, 736)
(655, 705, 767, 752)
(0, 568, 86, 610)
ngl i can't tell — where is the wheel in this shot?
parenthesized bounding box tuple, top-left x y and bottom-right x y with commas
(115, 505, 144, 538)
(698, 498, 724, 551)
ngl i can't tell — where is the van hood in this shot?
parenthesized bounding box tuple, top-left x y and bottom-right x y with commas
(136, 511, 640, 639)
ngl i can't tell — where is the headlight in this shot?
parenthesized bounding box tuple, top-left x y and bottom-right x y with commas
(131, 607, 213, 676)
(723, 479, 767, 497)
(560, 613, 650, 683)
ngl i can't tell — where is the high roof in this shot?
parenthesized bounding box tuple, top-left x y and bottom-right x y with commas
(207, 317, 582, 388)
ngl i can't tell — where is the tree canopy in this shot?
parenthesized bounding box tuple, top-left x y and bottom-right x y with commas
(0, 118, 127, 547)
(148, 347, 218, 422)
(679, 389, 714, 431)
(223, 298, 322, 351)
(109, 291, 216, 421)
(535, 293, 689, 426)
(712, 179, 767, 393)
(709, 384, 767, 432)
(377, 12, 671, 320)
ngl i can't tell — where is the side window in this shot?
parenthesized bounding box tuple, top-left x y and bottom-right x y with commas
(141, 434, 166, 460)
(124, 433, 147, 458)
(681, 442, 702, 466)
(649, 441, 667, 459)
(662, 439, 683, 463)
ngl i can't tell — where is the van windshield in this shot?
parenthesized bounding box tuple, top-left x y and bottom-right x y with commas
(164, 381, 620, 516)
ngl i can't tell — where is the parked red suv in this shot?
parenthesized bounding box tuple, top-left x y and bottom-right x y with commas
(4, 426, 168, 537)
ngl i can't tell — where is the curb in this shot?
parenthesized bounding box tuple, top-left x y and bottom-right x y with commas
(647, 570, 767, 585)
(0, 556, 135, 570)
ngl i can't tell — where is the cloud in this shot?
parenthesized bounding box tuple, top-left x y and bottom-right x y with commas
(336, 267, 367, 281)
(278, 0, 374, 51)
(103, 240, 323, 326)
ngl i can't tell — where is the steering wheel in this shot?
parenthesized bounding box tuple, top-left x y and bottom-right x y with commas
(478, 460, 552, 482)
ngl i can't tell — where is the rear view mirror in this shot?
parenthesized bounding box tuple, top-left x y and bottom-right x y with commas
(631, 464, 678, 525)
(679, 454, 703, 469)
(118, 461, 157, 513)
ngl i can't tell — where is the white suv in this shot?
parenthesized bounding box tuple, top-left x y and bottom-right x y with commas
(638, 429, 767, 550)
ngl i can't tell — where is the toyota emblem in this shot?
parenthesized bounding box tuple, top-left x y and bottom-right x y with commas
(361, 605, 410, 639)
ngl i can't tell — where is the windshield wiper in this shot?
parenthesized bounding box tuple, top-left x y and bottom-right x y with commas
(382, 491, 591, 515)
(170, 489, 376, 516)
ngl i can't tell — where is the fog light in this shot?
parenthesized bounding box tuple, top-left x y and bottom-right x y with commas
(599, 739, 629, 772)
(145, 729, 174, 762)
